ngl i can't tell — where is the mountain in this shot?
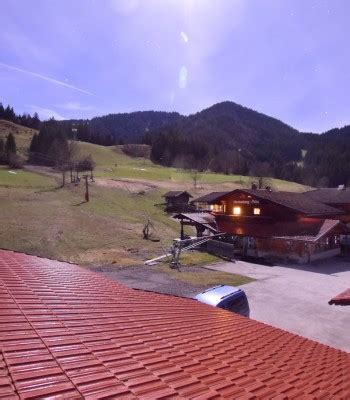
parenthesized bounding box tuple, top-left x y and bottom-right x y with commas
(2, 98, 349, 187)
(147, 102, 303, 178)
(61, 100, 350, 186)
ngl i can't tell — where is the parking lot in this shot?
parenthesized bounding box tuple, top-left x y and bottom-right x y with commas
(208, 257, 350, 352)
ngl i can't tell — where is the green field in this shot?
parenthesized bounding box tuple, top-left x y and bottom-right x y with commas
(0, 167, 176, 262)
(78, 141, 308, 192)
(0, 124, 309, 288)
(0, 168, 54, 188)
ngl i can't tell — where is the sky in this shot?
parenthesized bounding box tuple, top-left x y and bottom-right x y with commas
(0, 0, 349, 132)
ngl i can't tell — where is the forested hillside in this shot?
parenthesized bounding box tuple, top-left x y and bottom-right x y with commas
(90, 111, 182, 142)
(1, 100, 350, 187)
(147, 102, 302, 179)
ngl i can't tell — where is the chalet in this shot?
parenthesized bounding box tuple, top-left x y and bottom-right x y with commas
(186, 188, 349, 263)
(192, 191, 229, 212)
(162, 190, 193, 212)
(304, 186, 350, 223)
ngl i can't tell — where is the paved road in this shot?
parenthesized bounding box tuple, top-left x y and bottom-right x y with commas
(207, 258, 350, 352)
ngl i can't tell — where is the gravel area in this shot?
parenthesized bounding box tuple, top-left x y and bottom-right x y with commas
(93, 265, 209, 297)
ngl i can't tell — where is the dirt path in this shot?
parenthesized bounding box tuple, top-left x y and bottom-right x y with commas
(96, 178, 158, 193)
(25, 165, 242, 196)
(95, 176, 242, 196)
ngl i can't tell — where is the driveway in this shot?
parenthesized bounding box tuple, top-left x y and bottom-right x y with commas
(207, 258, 350, 352)
(97, 265, 207, 298)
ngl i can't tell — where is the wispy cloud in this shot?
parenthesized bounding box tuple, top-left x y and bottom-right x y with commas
(26, 105, 66, 120)
(0, 61, 94, 96)
(57, 101, 94, 111)
(180, 31, 189, 43)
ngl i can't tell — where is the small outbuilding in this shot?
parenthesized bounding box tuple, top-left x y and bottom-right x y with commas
(162, 191, 193, 212)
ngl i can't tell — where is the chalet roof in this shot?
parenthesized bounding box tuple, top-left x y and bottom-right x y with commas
(304, 188, 350, 204)
(1, 249, 349, 399)
(162, 190, 193, 198)
(172, 212, 218, 232)
(238, 189, 342, 216)
(273, 219, 344, 242)
(216, 218, 347, 239)
(329, 288, 350, 306)
(173, 212, 216, 225)
(191, 191, 230, 203)
(192, 189, 341, 216)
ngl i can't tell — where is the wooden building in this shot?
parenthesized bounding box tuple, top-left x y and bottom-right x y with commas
(188, 188, 349, 263)
(172, 212, 218, 238)
(162, 191, 193, 213)
(304, 187, 350, 223)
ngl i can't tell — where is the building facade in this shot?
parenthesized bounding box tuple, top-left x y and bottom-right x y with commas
(162, 191, 193, 213)
(188, 188, 349, 263)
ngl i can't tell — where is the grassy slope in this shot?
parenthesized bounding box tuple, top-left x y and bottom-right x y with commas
(0, 166, 176, 263)
(0, 120, 37, 157)
(1, 169, 251, 287)
(78, 142, 308, 191)
(0, 124, 308, 287)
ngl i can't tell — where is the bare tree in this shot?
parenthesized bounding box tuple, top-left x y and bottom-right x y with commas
(67, 141, 80, 183)
(77, 155, 96, 181)
(190, 169, 201, 189)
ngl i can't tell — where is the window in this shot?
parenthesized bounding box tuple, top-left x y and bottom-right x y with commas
(233, 207, 241, 215)
(253, 207, 261, 215)
(212, 204, 224, 212)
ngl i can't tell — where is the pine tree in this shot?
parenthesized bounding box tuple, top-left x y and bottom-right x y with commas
(32, 112, 40, 129)
(4, 106, 15, 122)
(0, 138, 5, 164)
(5, 133, 17, 156)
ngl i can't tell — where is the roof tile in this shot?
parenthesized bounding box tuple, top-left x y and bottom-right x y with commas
(0, 249, 349, 399)
(329, 288, 350, 305)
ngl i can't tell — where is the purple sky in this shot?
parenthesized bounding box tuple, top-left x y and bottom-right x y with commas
(0, 0, 349, 132)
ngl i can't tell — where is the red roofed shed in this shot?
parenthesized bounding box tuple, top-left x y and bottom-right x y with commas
(0, 250, 349, 399)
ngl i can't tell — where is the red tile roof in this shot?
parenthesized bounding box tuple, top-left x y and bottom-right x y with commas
(1, 249, 349, 399)
(329, 288, 350, 306)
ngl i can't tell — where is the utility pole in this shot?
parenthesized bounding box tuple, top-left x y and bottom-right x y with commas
(83, 175, 89, 202)
(62, 168, 66, 187)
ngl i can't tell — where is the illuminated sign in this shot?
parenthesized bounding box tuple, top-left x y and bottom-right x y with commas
(233, 200, 260, 204)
